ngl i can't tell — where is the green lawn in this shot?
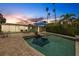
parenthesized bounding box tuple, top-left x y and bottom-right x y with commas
(24, 34, 75, 56)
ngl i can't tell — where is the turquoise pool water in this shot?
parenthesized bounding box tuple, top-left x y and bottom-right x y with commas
(24, 34, 75, 56)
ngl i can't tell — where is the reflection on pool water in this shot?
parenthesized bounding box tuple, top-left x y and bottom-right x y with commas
(24, 34, 75, 56)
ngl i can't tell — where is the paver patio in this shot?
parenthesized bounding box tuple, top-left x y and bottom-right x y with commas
(0, 33, 43, 56)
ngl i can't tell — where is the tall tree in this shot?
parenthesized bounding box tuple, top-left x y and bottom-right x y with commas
(52, 3, 56, 23)
(46, 7, 49, 23)
(48, 13, 50, 16)
(48, 12, 50, 19)
(0, 13, 6, 32)
(46, 7, 49, 13)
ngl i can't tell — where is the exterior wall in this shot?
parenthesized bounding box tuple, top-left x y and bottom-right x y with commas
(1, 24, 28, 33)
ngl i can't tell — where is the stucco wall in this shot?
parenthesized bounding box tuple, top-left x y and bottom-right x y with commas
(1, 24, 28, 33)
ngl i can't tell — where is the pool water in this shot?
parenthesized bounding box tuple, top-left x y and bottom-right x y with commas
(25, 34, 75, 56)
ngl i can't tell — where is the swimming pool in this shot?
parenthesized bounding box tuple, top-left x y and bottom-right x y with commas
(24, 33, 75, 56)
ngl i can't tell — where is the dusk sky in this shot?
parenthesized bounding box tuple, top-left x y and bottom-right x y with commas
(0, 3, 79, 23)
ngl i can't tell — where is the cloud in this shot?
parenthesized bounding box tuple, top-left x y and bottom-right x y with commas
(4, 14, 33, 25)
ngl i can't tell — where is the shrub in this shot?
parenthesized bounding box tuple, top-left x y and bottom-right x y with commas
(46, 23, 79, 37)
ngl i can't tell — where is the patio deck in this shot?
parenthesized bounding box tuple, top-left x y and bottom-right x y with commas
(0, 33, 43, 56)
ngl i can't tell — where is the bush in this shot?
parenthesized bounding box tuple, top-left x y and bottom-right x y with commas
(46, 23, 78, 37)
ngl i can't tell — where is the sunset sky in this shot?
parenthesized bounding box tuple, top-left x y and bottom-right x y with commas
(0, 3, 79, 24)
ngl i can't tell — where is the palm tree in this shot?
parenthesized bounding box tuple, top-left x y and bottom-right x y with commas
(48, 12, 51, 19)
(0, 13, 6, 32)
(52, 3, 56, 23)
(48, 13, 50, 17)
(46, 7, 49, 13)
(46, 7, 49, 23)
(60, 13, 75, 24)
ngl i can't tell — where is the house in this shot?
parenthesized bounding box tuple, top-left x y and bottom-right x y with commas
(1, 23, 29, 33)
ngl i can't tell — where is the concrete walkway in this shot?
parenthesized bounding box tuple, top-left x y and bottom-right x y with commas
(0, 33, 44, 56)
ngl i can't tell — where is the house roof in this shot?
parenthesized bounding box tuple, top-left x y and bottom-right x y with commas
(1, 23, 28, 26)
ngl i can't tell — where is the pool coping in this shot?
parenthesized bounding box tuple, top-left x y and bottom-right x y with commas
(23, 36, 45, 56)
(45, 32, 76, 40)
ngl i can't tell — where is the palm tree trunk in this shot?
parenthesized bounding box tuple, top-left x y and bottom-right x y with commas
(55, 11, 56, 23)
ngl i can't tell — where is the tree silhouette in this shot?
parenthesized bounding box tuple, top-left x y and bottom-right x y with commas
(48, 13, 50, 17)
(52, 3, 56, 23)
(0, 13, 6, 32)
(46, 7, 49, 12)
(46, 7, 49, 22)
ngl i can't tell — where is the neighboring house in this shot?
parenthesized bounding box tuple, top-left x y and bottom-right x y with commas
(1, 23, 29, 33)
(60, 20, 72, 24)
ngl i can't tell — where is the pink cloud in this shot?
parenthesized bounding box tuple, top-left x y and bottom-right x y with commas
(4, 14, 33, 25)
